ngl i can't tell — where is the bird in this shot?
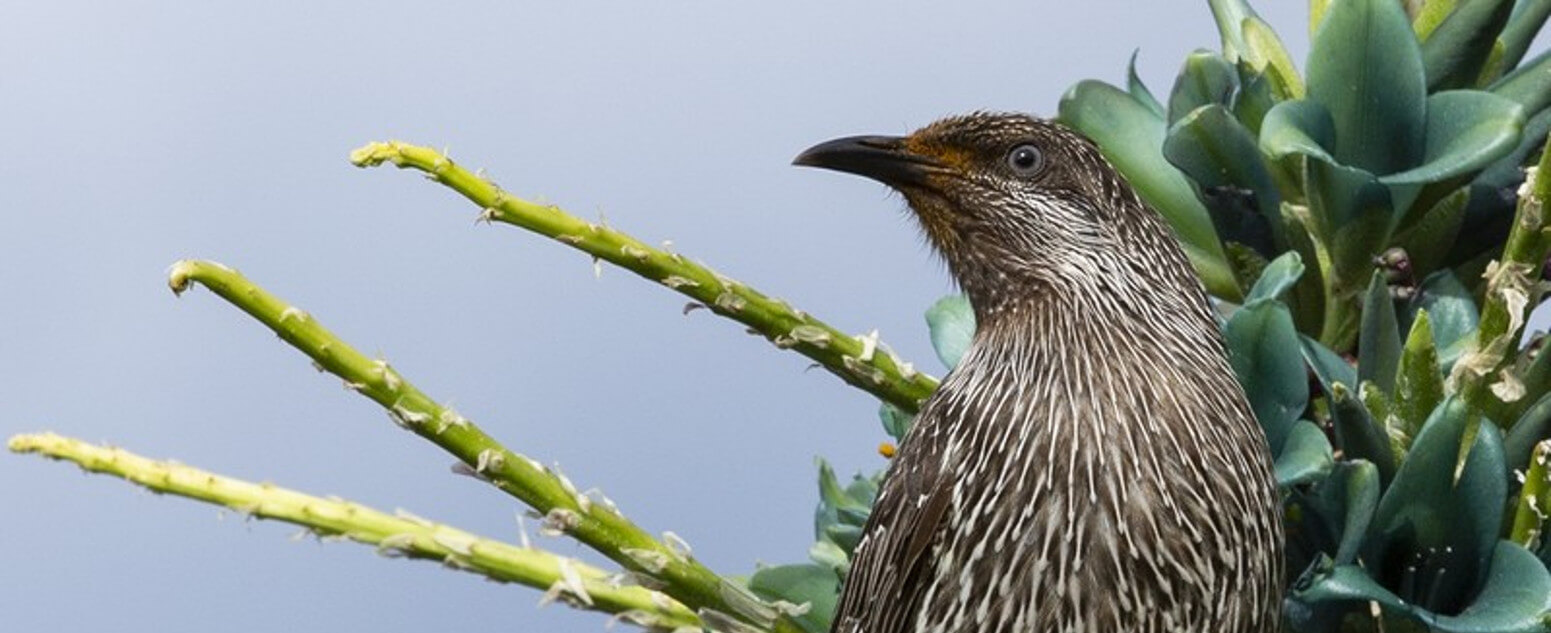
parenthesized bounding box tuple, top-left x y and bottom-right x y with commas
(793, 113, 1283, 633)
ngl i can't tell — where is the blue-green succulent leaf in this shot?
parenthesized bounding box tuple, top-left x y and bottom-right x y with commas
(1306, 0, 1428, 175)
(1276, 419, 1336, 486)
(1420, 0, 1515, 90)
(1164, 104, 1283, 254)
(1260, 99, 1338, 162)
(1208, 0, 1259, 62)
(924, 294, 975, 371)
(747, 564, 840, 633)
(1360, 271, 1404, 394)
(1490, 49, 1551, 115)
(1245, 252, 1305, 304)
(1381, 90, 1526, 186)
(1302, 334, 1360, 394)
(1506, 392, 1551, 473)
(1478, 107, 1551, 192)
(1430, 540, 1551, 633)
(1241, 16, 1306, 100)
(1332, 461, 1382, 564)
(1058, 80, 1235, 297)
(1224, 300, 1309, 453)
(1500, 0, 1551, 70)
(877, 402, 913, 442)
(1308, 159, 1396, 295)
(1126, 49, 1165, 117)
(1409, 270, 1482, 369)
(1167, 51, 1240, 127)
(1365, 398, 1508, 612)
(1393, 187, 1469, 279)
(1330, 383, 1398, 486)
(1233, 68, 1278, 134)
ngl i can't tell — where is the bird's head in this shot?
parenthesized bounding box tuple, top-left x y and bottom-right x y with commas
(796, 112, 1194, 319)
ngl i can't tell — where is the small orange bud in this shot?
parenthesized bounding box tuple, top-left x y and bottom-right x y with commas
(878, 442, 897, 458)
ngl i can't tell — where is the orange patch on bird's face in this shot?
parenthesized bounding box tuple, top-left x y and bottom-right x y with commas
(903, 135, 974, 173)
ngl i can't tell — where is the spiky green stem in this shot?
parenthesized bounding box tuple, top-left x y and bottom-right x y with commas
(348, 141, 937, 413)
(165, 260, 794, 633)
(8, 432, 700, 632)
(1510, 440, 1551, 548)
(1453, 135, 1551, 421)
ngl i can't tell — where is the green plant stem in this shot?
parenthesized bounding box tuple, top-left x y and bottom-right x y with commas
(1510, 440, 1551, 548)
(7, 432, 701, 632)
(165, 260, 793, 633)
(1454, 134, 1551, 419)
(349, 141, 938, 413)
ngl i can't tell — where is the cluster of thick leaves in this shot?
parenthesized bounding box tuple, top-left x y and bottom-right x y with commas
(1233, 252, 1551, 631)
(1059, 0, 1549, 349)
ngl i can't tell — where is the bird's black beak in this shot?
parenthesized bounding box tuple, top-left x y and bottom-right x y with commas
(793, 135, 940, 188)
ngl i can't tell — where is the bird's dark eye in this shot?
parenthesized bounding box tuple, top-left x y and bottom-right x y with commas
(1006, 144, 1043, 175)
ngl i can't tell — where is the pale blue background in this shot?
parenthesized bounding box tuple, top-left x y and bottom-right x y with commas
(2, 3, 1539, 632)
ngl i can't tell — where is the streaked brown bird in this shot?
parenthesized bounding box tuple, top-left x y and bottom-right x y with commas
(794, 113, 1283, 633)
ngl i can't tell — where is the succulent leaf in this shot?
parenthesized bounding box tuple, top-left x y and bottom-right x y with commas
(1307, 0, 1429, 175)
(1241, 16, 1306, 100)
(746, 563, 840, 633)
(1364, 398, 1507, 613)
(1381, 90, 1526, 186)
(1225, 299, 1310, 453)
(1420, 0, 1515, 90)
(1394, 187, 1470, 279)
(1303, 334, 1361, 392)
(1308, 162, 1395, 306)
(1490, 49, 1551, 115)
(1409, 270, 1483, 368)
(1361, 271, 1406, 395)
(1499, 0, 1551, 69)
(1167, 51, 1241, 126)
(1261, 99, 1339, 162)
(1164, 104, 1283, 255)
(1505, 393, 1551, 473)
(1126, 49, 1166, 117)
(1246, 251, 1306, 303)
(924, 294, 975, 371)
(1277, 419, 1338, 486)
(1331, 382, 1401, 485)
(1208, 0, 1260, 62)
(1394, 310, 1448, 448)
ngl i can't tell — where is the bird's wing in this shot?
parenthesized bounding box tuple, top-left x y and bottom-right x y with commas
(831, 436, 952, 633)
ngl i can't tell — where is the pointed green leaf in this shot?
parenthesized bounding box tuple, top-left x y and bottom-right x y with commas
(1167, 50, 1240, 126)
(1506, 391, 1551, 472)
(1490, 48, 1551, 114)
(1500, 0, 1551, 69)
(1393, 187, 1469, 278)
(1365, 398, 1507, 612)
(1420, 0, 1515, 90)
(1242, 16, 1306, 99)
(1225, 300, 1309, 452)
(1276, 419, 1336, 486)
(747, 564, 840, 633)
(1058, 80, 1238, 299)
(1330, 383, 1399, 485)
(1246, 251, 1305, 304)
(1331, 461, 1382, 564)
(1126, 49, 1165, 117)
(1477, 106, 1551, 192)
(1414, 0, 1458, 40)
(1302, 334, 1360, 392)
(1163, 104, 1282, 254)
(1233, 67, 1279, 134)
(1260, 99, 1338, 162)
(1394, 310, 1447, 447)
(1361, 271, 1404, 395)
(1381, 90, 1526, 186)
(1208, 0, 1259, 62)
(1311, 161, 1396, 297)
(1410, 270, 1482, 368)
(1307, 0, 1428, 174)
(924, 294, 975, 371)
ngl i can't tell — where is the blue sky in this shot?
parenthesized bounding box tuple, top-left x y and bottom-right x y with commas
(3, 2, 1537, 632)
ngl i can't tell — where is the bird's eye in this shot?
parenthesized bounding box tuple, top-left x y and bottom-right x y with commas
(1006, 144, 1043, 175)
